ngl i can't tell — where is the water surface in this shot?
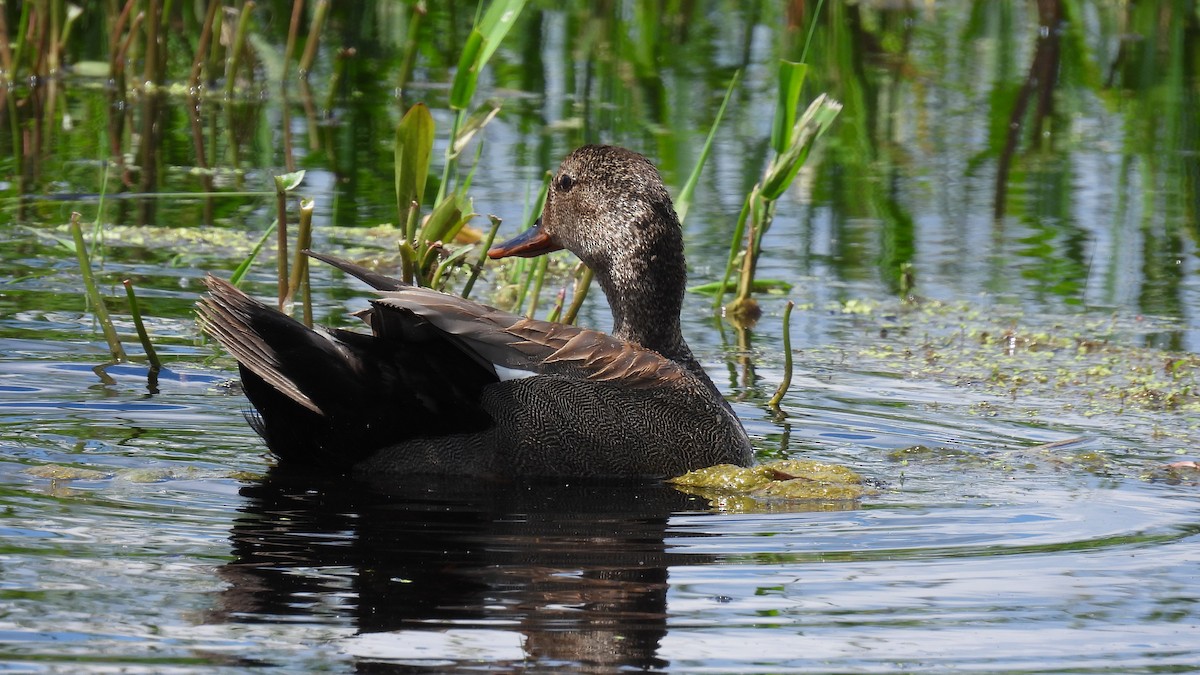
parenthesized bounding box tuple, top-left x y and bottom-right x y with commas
(1, 2, 1199, 672)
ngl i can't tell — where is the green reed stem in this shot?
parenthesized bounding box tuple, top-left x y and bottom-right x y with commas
(285, 198, 313, 311)
(286, 199, 315, 326)
(767, 300, 795, 413)
(142, 0, 159, 88)
(0, 0, 14, 81)
(189, 0, 219, 87)
(714, 194, 752, 308)
(69, 212, 126, 362)
(461, 214, 502, 299)
(274, 177, 289, 310)
(224, 0, 254, 98)
(562, 267, 593, 325)
(205, 1, 223, 85)
(398, 1, 425, 91)
(48, 0, 61, 75)
(10, 0, 30, 77)
(323, 47, 349, 112)
(677, 69, 740, 224)
(283, 0, 304, 78)
(122, 279, 160, 370)
(524, 255, 549, 319)
(435, 109, 466, 207)
(545, 285, 566, 323)
(799, 0, 826, 64)
(298, 0, 329, 78)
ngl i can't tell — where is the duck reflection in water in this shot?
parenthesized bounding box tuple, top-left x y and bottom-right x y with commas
(211, 470, 713, 670)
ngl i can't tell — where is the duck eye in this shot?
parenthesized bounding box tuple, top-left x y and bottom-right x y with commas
(555, 173, 574, 192)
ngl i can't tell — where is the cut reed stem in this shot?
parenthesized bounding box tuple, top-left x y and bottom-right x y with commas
(274, 176, 289, 310)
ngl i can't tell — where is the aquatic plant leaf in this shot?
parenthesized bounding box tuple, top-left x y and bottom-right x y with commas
(273, 170, 306, 192)
(230, 220, 278, 287)
(761, 94, 841, 200)
(475, 0, 527, 70)
(451, 101, 502, 158)
(450, 29, 485, 110)
(449, 0, 527, 111)
(770, 60, 808, 154)
(396, 102, 435, 214)
(422, 192, 473, 247)
(677, 70, 740, 224)
(689, 279, 793, 296)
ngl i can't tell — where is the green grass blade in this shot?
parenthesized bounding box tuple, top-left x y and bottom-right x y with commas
(677, 69, 740, 224)
(449, 29, 485, 111)
(476, 0, 527, 69)
(449, 0, 527, 111)
(230, 219, 278, 287)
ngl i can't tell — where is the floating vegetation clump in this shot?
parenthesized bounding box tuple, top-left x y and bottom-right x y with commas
(24, 464, 249, 483)
(671, 459, 866, 512)
(795, 296, 1200, 458)
(887, 439, 1116, 477)
(816, 297, 1200, 416)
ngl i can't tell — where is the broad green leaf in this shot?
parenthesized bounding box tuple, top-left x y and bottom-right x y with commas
(395, 103, 435, 215)
(421, 191, 469, 244)
(449, 0, 527, 110)
(770, 60, 808, 155)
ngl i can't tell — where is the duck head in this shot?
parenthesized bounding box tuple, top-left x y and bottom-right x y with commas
(488, 145, 692, 365)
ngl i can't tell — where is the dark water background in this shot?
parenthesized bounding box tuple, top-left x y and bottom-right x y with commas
(1, 2, 1198, 672)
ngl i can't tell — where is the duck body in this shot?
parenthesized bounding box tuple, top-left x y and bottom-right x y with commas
(198, 145, 753, 478)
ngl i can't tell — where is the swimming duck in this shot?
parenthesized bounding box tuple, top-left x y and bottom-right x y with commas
(198, 144, 753, 478)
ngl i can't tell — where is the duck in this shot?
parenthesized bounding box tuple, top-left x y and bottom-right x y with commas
(197, 144, 754, 478)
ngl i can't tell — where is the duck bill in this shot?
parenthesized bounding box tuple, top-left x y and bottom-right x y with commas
(487, 219, 562, 259)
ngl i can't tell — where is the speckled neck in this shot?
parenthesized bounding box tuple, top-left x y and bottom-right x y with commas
(586, 206, 715, 391)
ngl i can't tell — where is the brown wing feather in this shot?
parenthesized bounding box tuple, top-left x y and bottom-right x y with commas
(372, 289, 689, 388)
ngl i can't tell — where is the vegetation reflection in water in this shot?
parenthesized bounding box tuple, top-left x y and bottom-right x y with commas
(0, 1, 1198, 673)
